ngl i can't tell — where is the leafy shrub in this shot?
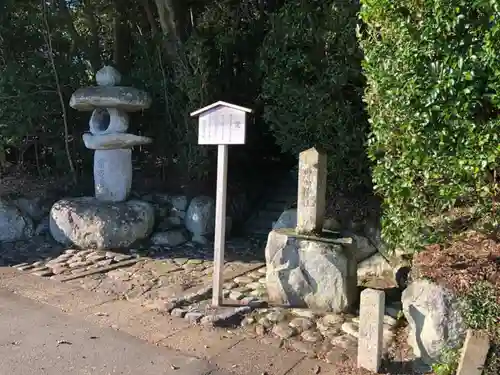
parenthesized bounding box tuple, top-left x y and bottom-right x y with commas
(460, 281, 500, 375)
(260, 0, 371, 192)
(360, 0, 500, 252)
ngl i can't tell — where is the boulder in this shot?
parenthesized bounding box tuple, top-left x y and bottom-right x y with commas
(191, 235, 210, 245)
(345, 234, 378, 263)
(227, 191, 250, 224)
(402, 279, 466, 365)
(0, 199, 34, 242)
(265, 228, 357, 313)
(170, 195, 188, 211)
(35, 216, 50, 235)
(189, 216, 231, 244)
(357, 252, 392, 278)
(273, 209, 297, 229)
(185, 196, 215, 236)
(13, 196, 50, 221)
(151, 230, 187, 247)
(49, 197, 155, 249)
(157, 216, 182, 231)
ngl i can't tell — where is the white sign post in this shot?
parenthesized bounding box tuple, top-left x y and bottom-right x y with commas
(190, 101, 252, 306)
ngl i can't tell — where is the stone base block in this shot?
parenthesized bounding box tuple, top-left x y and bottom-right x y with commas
(265, 228, 357, 313)
(49, 197, 155, 249)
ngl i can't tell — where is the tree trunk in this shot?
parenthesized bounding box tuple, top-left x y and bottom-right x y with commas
(153, 0, 189, 59)
(113, 0, 132, 74)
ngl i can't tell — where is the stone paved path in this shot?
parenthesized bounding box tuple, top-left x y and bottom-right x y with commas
(0, 236, 430, 374)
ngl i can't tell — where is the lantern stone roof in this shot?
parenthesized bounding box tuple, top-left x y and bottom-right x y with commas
(70, 86, 152, 112)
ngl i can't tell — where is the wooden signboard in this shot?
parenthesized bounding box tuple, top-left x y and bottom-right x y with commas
(190, 101, 252, 306)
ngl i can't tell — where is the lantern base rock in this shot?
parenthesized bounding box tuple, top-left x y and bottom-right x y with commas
(49, 197, 155, 249)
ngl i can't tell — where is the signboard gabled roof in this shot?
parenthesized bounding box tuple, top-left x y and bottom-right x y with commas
(190, 101, 252, 117)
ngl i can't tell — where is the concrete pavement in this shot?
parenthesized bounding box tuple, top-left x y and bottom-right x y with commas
(0, 289, 227, 375)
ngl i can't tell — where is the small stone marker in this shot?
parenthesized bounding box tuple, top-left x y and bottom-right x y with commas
(190, 101, 252, 307)
(456, 329, 490, 375)
(296, 147, 327, 234)
(358, 288, 385, 372)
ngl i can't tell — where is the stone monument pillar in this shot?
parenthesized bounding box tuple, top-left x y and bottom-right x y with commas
(264, 147, 357, 313)
(296, 147, 327, 234)
(48, 66, 155, 250)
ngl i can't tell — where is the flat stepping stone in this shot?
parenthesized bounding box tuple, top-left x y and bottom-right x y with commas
(247, 271, 262, 280)
(341, 321, 359, 338)
(266, 310, 287, 323)
(233, 286, 252, 294)
(290, 309, 316, 319)
(185, 312, 204, 324)
(229, 291, 244, 300)
(233, 275, 254, 285)
(16, 264, 34, 271)
(32, 270, 54, 277)
(249, 288, 266, 296)
(246, 282, 261, 289)
(87, 255, 107, 263)
(51, 265, 69, 275)
(171, 308, 187, 318)
(320, 313, 345, 327)
(289, 339, 317, 355)
(300, 330, 323, 343)
(289, 317, 314, 332)
(69, 261, 92, 269)
(113, 254, 132, 262)
(96, 259, 113, 267)
(331, 335, 356, 350)
(186, 259, 203, 265)
(322, 327, 342, 340)
(272, 323, 296, 339)
(30, 266, 50, 273)
(258, 317, 273, 329)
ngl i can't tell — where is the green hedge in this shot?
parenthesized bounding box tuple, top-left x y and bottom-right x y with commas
(360, 0, 500, 252)
(260, 0, 371, 192)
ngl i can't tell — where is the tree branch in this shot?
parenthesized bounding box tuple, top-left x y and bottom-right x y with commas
(57, 0, 100, 72)
(42, 0, 77, 183)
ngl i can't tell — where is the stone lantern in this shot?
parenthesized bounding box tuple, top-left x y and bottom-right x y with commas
(48, 66, 155, 250)
(70, 66, 152, 202)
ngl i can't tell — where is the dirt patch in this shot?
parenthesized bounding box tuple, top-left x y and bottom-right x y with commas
(413, 231, 500, 302)
(0, 171, 73, 199)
